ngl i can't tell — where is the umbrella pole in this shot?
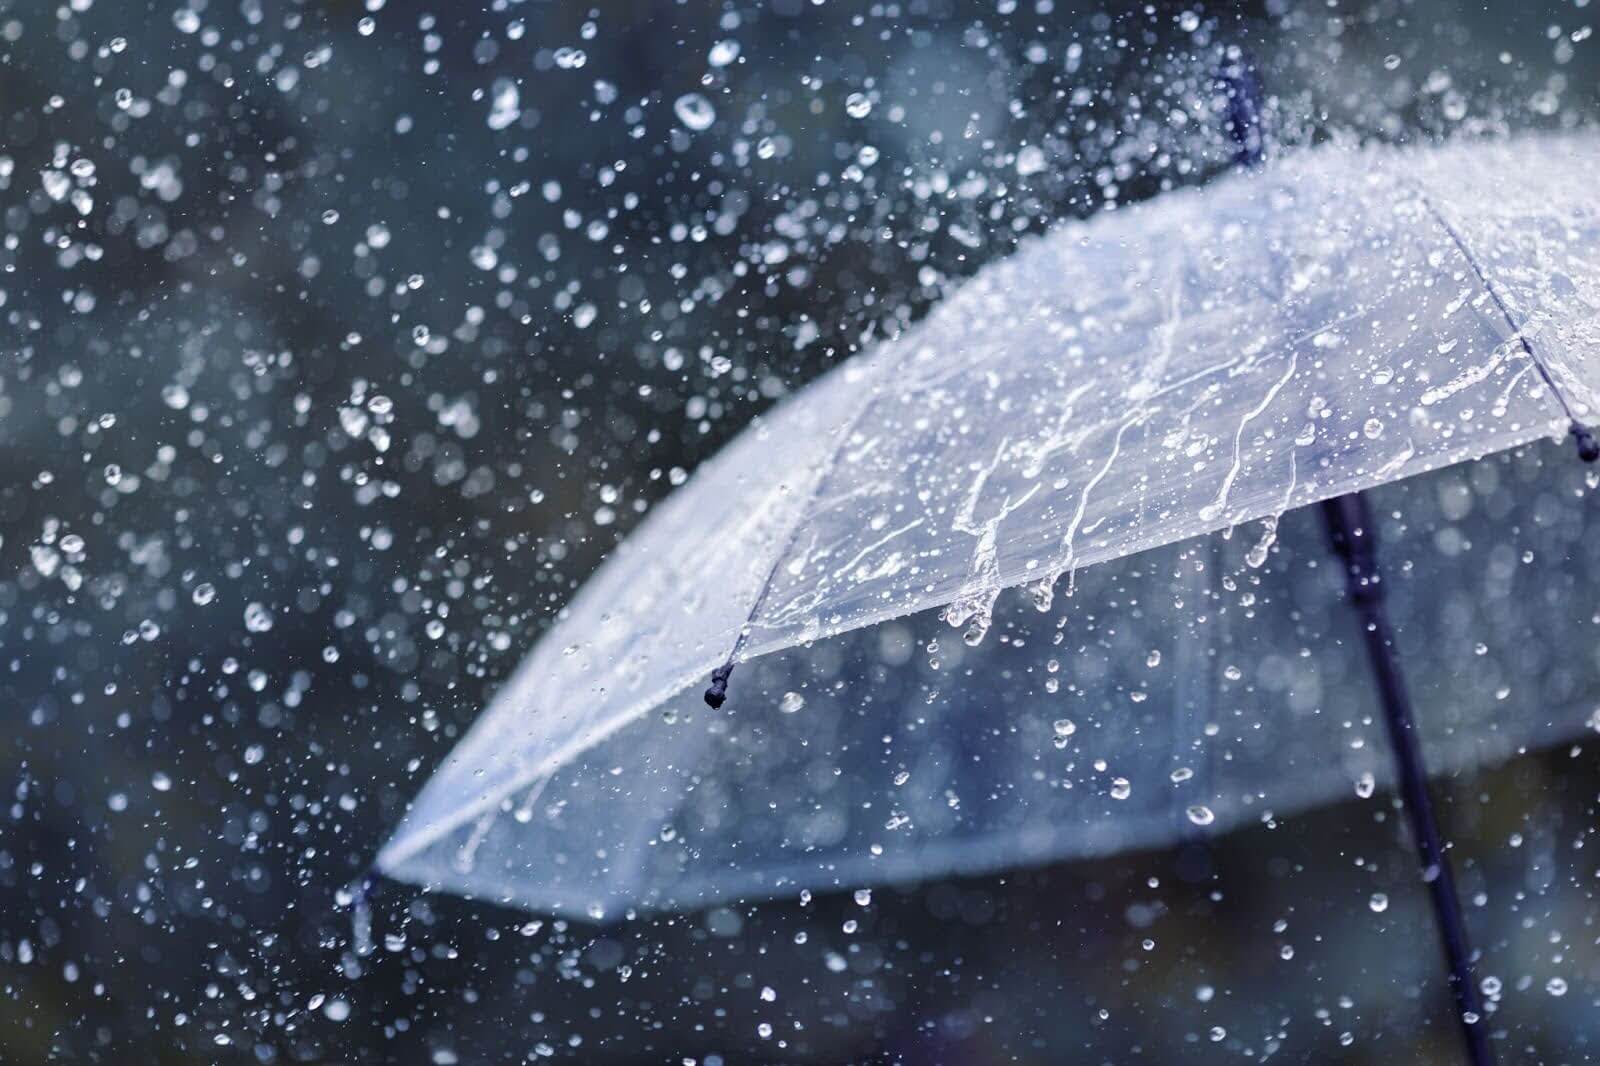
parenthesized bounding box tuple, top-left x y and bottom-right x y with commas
(1321, 493, 1495, 1066)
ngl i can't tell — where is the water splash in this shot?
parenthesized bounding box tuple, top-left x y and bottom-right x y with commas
(1245, 514, 1279, 568)
(1025, 573, 1057, 612)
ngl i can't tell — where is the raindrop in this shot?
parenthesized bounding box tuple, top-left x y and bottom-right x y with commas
(779, 691, 806, 714)
(1547, 977, 1568, 997)
(192, 583, 216, 606)
(1355, 772, 1376, 799)
(487, 78, 520, 130)
(1110, 778, 1132, 801)
(1369, 893, 1389, 913)
(1170, 767, 1193, 783)
(845, 92, 872, 118)
(1186, 805, 1214, 826)
(707, 40, 740, 67)
(673, 93, 716, 131)
(243, 602, 274, 633)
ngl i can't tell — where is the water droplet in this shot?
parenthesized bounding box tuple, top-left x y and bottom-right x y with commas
(845, 92, 872, 118)
(1355, 772, 1376, 798)
(487, 78, 520, 130)
(243, 602, 274, 633)
(1186, 804, 1214, 826)
(1110, 777, 1132, 801)
(192, 583, 216, 606)
(1369, 893, 1389, 913)
(674, 92, 716, 131)
(1026, 575, 1055, 612)
(1547, 977, 1568, 997)
(708, 40, 740, 67)
(1246, 514, 1279, 568)
(779, 691, 805, 714)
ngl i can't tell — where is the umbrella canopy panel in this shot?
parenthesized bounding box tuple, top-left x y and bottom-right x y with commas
(387, 442, 1600, 918)
(380, 134, 1600, 899)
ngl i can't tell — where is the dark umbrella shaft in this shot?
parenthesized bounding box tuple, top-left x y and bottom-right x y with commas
(1321, 494, 1495, 1066)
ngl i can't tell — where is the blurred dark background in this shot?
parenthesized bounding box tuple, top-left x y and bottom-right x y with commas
(1, 0, 1598, 1061)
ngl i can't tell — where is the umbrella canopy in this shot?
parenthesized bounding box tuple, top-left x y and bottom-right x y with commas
(378, 132, 1600, 919)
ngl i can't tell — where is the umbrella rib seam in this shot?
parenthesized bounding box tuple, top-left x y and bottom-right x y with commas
(716, 363, 898, 671)
(1411, 186, 1586, 429)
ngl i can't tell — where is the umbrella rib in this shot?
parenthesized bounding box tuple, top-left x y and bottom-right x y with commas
(1412, 189, 1599, 462)
(703, 366, 892, 707)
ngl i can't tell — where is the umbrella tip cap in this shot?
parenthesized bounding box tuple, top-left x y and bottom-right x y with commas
(1572, 422, 1599, 463)
(704, 662, 734, 708)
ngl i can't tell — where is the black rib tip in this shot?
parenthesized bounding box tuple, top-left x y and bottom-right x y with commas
(1572, 423, 1600, 463)
(704, 664, 733, 709)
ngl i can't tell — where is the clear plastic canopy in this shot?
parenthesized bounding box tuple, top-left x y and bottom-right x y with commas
(379, 133, 1600, 918)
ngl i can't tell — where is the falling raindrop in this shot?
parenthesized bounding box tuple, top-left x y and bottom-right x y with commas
(1186, 805, 1214, 826)
(673, 93, 716, 131)
(243, 602, 274, 633)
(779, 691, 806, 714)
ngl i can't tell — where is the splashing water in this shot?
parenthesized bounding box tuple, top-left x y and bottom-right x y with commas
(942, 587, 998, 646)
(1245, 514, 1280, 568)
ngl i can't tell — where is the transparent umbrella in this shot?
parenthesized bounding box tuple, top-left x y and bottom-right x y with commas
(374, 96, 1600, 1064)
